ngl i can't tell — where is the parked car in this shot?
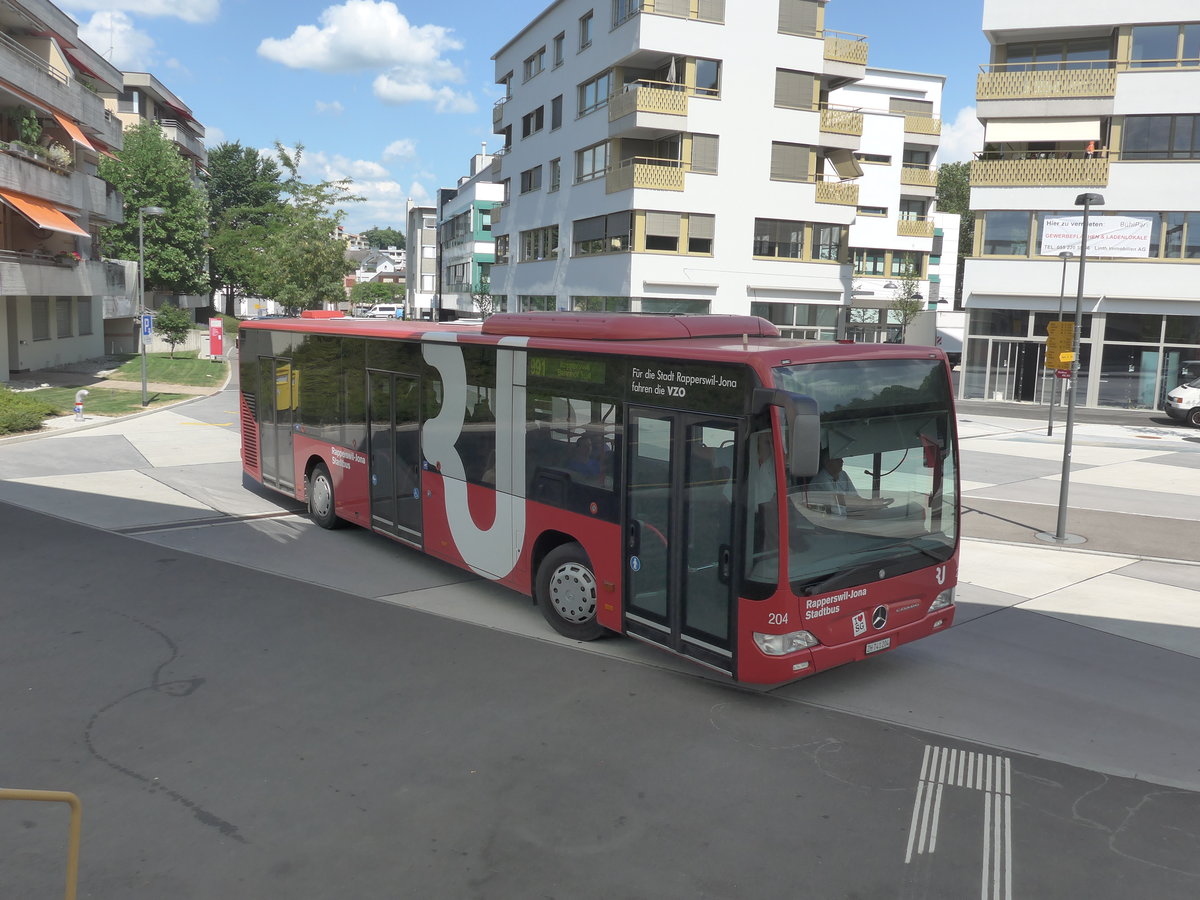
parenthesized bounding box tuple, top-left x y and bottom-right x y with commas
(1164, 376, 1200, 427)
(364, 304, 402, 319)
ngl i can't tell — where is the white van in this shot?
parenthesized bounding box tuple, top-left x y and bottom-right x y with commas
(364, 304, 401, 319)
(1164, 377, 1200, 427)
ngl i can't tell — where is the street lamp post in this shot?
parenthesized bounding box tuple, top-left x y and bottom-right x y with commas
(1050, 192, 1104, 544)
(1047, 250, 1074, 436)
(138, 206, 165, 406)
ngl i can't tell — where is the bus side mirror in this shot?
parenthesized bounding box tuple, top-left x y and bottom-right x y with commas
(788, 401, 820, 479)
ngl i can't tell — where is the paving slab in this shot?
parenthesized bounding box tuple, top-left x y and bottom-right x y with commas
(0, 433, 148, 478)
(0, 470, 215, 530)
(958, 541, 1132, 597)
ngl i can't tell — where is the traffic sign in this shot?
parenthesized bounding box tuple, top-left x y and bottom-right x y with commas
(1055, 369, 1071, 379)
(1045, 321, 1075, 370)
(141, 314, 153, 341)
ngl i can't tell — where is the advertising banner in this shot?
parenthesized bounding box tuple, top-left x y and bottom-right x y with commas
(1038, 215, 1153, 258)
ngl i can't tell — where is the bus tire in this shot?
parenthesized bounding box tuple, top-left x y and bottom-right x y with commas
(308, 463, 343, 530)
(536, 543, 605, 641)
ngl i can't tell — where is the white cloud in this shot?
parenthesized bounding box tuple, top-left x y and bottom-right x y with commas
(382, 138, 416, 162)
(315, 100, 345, 115)
(939, 106, 985, 163)
(205, 124, 226, 146)
(259, 1, 474, 112)
(77, 11, 156, 69)
(300, 149, 390, 181)
(65, 0, 218, 24)
(406, 181, 431, 205)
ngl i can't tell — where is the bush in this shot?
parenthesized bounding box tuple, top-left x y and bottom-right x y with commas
(0, 387, 60, 435)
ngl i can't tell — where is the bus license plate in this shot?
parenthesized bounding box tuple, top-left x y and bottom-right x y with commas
(865, 638, 891, 654)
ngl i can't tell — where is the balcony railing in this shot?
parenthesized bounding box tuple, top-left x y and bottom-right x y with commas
(606, 156, 685, 193)
(608, 79, 689, 121)
(640, 0, 725, 24)
(897, 217, 935, 238)
(970, 154, 1109, 187)
(904, 115, 941, 136)
(977, 61, 1117, 101)
(824, 30, 869, 66)
(0, 30, 70, 84)
(815, 178, 859, 206)
(900, 165, 938, 188)
(820, 106, 864, 136)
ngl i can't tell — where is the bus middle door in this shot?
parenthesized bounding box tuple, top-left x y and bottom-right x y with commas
(624, 408, 740, 676)
(258, 356, 296, 493)
(367, 370, 423, 544)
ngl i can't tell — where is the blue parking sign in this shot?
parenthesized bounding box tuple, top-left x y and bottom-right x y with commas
(142, 314, 153, 341)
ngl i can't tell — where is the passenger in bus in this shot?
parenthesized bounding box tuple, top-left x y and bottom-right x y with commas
(567, 435, 601, 478)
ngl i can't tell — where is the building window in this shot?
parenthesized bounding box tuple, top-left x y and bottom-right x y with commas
(813, 224, 843, 261)
(520, 295, 557, 311)
(778, 0, 821, 37)
(690, 133, 719, 174)
(573, 211, 631, 255)
(523, 47, 546, 81)
(855, 152, 891, 165)
(548, 158, 561, 192)
(1123, 115, 1200, 160)
(31, 297, 49, 340)
(853, 248, 887, 275)
(478, 207, 493, 233)
(572, 296, 630, 312)
(520, 166, 543, 193)
(56, 298, 72, 338)
(753, 218, 804, 259)
(903, 147, 931, 169)
(553, 32, 565, 67)
(687, 213, 714, 254)
(522, 106, 545, 138)
(551, 95, 563, 130)
(694, 58, 721, 97)
(770, 142, 811, 182)
(644, 211, 681, 251)
(520, 225, 559, 261)
(1003, 37, 1111, 71)
(899, 198, 927, 220)
(575, 141, 609, 182)
(982, 211, 1031, 255)
(775, 68, 815, 110)
(495, 234, 510, 265)
(579, 11, 593, 49)
(578, 70, 613, 116)
(857, 206, 887, 217)
(423, 216, 436, 229)
(613, 0, 642, 27)
(890, 250, 924, 278)
(1163, 212, 1200, 258)
(1130, 25, 1200, 68)
(77, 297, 93, 335)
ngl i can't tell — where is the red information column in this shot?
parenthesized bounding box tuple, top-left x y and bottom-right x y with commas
(209, 319, 224, 358)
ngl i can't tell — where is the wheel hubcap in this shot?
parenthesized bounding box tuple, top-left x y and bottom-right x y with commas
(311, 475, 332, 518)
(549, 562, 597, 624)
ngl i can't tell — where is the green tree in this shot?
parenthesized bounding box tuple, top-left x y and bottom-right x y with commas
(153, 303, 193, 358)
(207, 141, 283, 315)
(935, 160, 973, 301)
(350, 281, 400, 309)
(258, 143, 363, 313)
(888, 258, 925, 342)
(471, 278, 497, 319)
(361, 226, 405, 249)
(98, 120, 209, 296)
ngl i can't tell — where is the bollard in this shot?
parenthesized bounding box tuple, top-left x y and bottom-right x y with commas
(74, 389, 89, 422)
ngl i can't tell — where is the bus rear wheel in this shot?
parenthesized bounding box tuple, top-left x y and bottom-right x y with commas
(308, 463, 343, 530)
(536, 543, 605, 641)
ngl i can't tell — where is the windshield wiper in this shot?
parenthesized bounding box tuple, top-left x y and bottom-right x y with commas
(798, 545, 951, 596)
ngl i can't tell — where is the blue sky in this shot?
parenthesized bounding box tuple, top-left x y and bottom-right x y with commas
(61, 0, 990, 235)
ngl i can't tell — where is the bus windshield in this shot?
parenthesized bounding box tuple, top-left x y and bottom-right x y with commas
(772, 357, 958, 594)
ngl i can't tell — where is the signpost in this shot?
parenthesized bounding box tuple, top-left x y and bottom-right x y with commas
(141, 313, 153, 345)
(1044, 321, 1075, 371)
(208, 319, 224, 359)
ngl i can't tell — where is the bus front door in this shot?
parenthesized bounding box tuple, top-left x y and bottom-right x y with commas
(367, 370, 422, 544)
(258, 356, 295, 493)
(625, 409, 739, 676)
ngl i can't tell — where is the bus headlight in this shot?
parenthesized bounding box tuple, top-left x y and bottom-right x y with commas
(928, 588, 955, 612)
(754, 630, 820, 656)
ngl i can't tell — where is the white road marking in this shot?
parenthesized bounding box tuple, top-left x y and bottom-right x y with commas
(906, 744, 1013, 899)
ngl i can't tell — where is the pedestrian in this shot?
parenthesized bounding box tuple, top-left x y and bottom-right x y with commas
(1086, 140, 1095, 159)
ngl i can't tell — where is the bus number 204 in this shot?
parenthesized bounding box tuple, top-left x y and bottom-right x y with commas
(768, 613, 789, 626)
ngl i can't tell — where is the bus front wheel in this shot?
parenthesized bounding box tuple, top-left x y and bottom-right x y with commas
(536, 543, 605, 641)
(308, 463, 343, 530)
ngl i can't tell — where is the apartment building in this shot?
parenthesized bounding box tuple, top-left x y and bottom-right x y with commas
(438, 150, 503, 317)
(963, 1, 1200, 409)
(830, 67, 954, 347)
(488, 0, 872, 329)
(0, 0, 132, 381)
(405, 200, 438, 319)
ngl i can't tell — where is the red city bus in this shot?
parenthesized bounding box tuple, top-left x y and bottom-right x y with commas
(238, 312, 958, 685)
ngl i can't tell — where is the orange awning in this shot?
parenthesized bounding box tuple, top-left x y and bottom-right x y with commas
(0, 189, 88, 237)
(52, 112, 95, 151)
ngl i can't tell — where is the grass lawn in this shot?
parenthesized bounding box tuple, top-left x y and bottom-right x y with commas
(106, 350, 229, 387)
(29, 385, 189, 416)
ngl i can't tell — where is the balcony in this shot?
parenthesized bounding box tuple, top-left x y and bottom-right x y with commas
(493, 96, 508, 132)
(640, 0, 725, 24)
(156, 118, 206, 163)
(820, 106, 863, 137)
(970, 154, 1109, 187)
(0, 253, 113, 298)
(897, 217, 935, 238)
(904, 115, 941, 137)
(824, 30, 869, 67)
(606, 156, 685, 193)
(609, 80, 688, 122)
(815, 178, 859, 206)
(0, 145, 122, 222)
(900, 165, 938, 189)
(977, 62, 1116, 101)
(0, 31, 110, 135)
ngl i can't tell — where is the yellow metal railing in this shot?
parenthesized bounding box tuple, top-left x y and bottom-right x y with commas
(815, 180, 859, 206)
(970, 156, 1109, 187)
(608, 80, 689, 121)
(606, 156, 686, 192)
(824, 31, 869, 66)
(898, 217, 936, 238)
(977, 63, 1116, 100)
(901, 166, 939, 188)
(1, 789, 82, 900)
(820, 107, 864, 136)
(904, 114, 941, 135)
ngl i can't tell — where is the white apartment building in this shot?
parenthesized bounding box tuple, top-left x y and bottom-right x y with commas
(963, 0, 1200, 409)
(0, 0, 132, 380)
(830, 67, 954, 348)
(488, 0, 874, 330)
(438, 150, 504, 318)
(405, 200, 438, 319)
